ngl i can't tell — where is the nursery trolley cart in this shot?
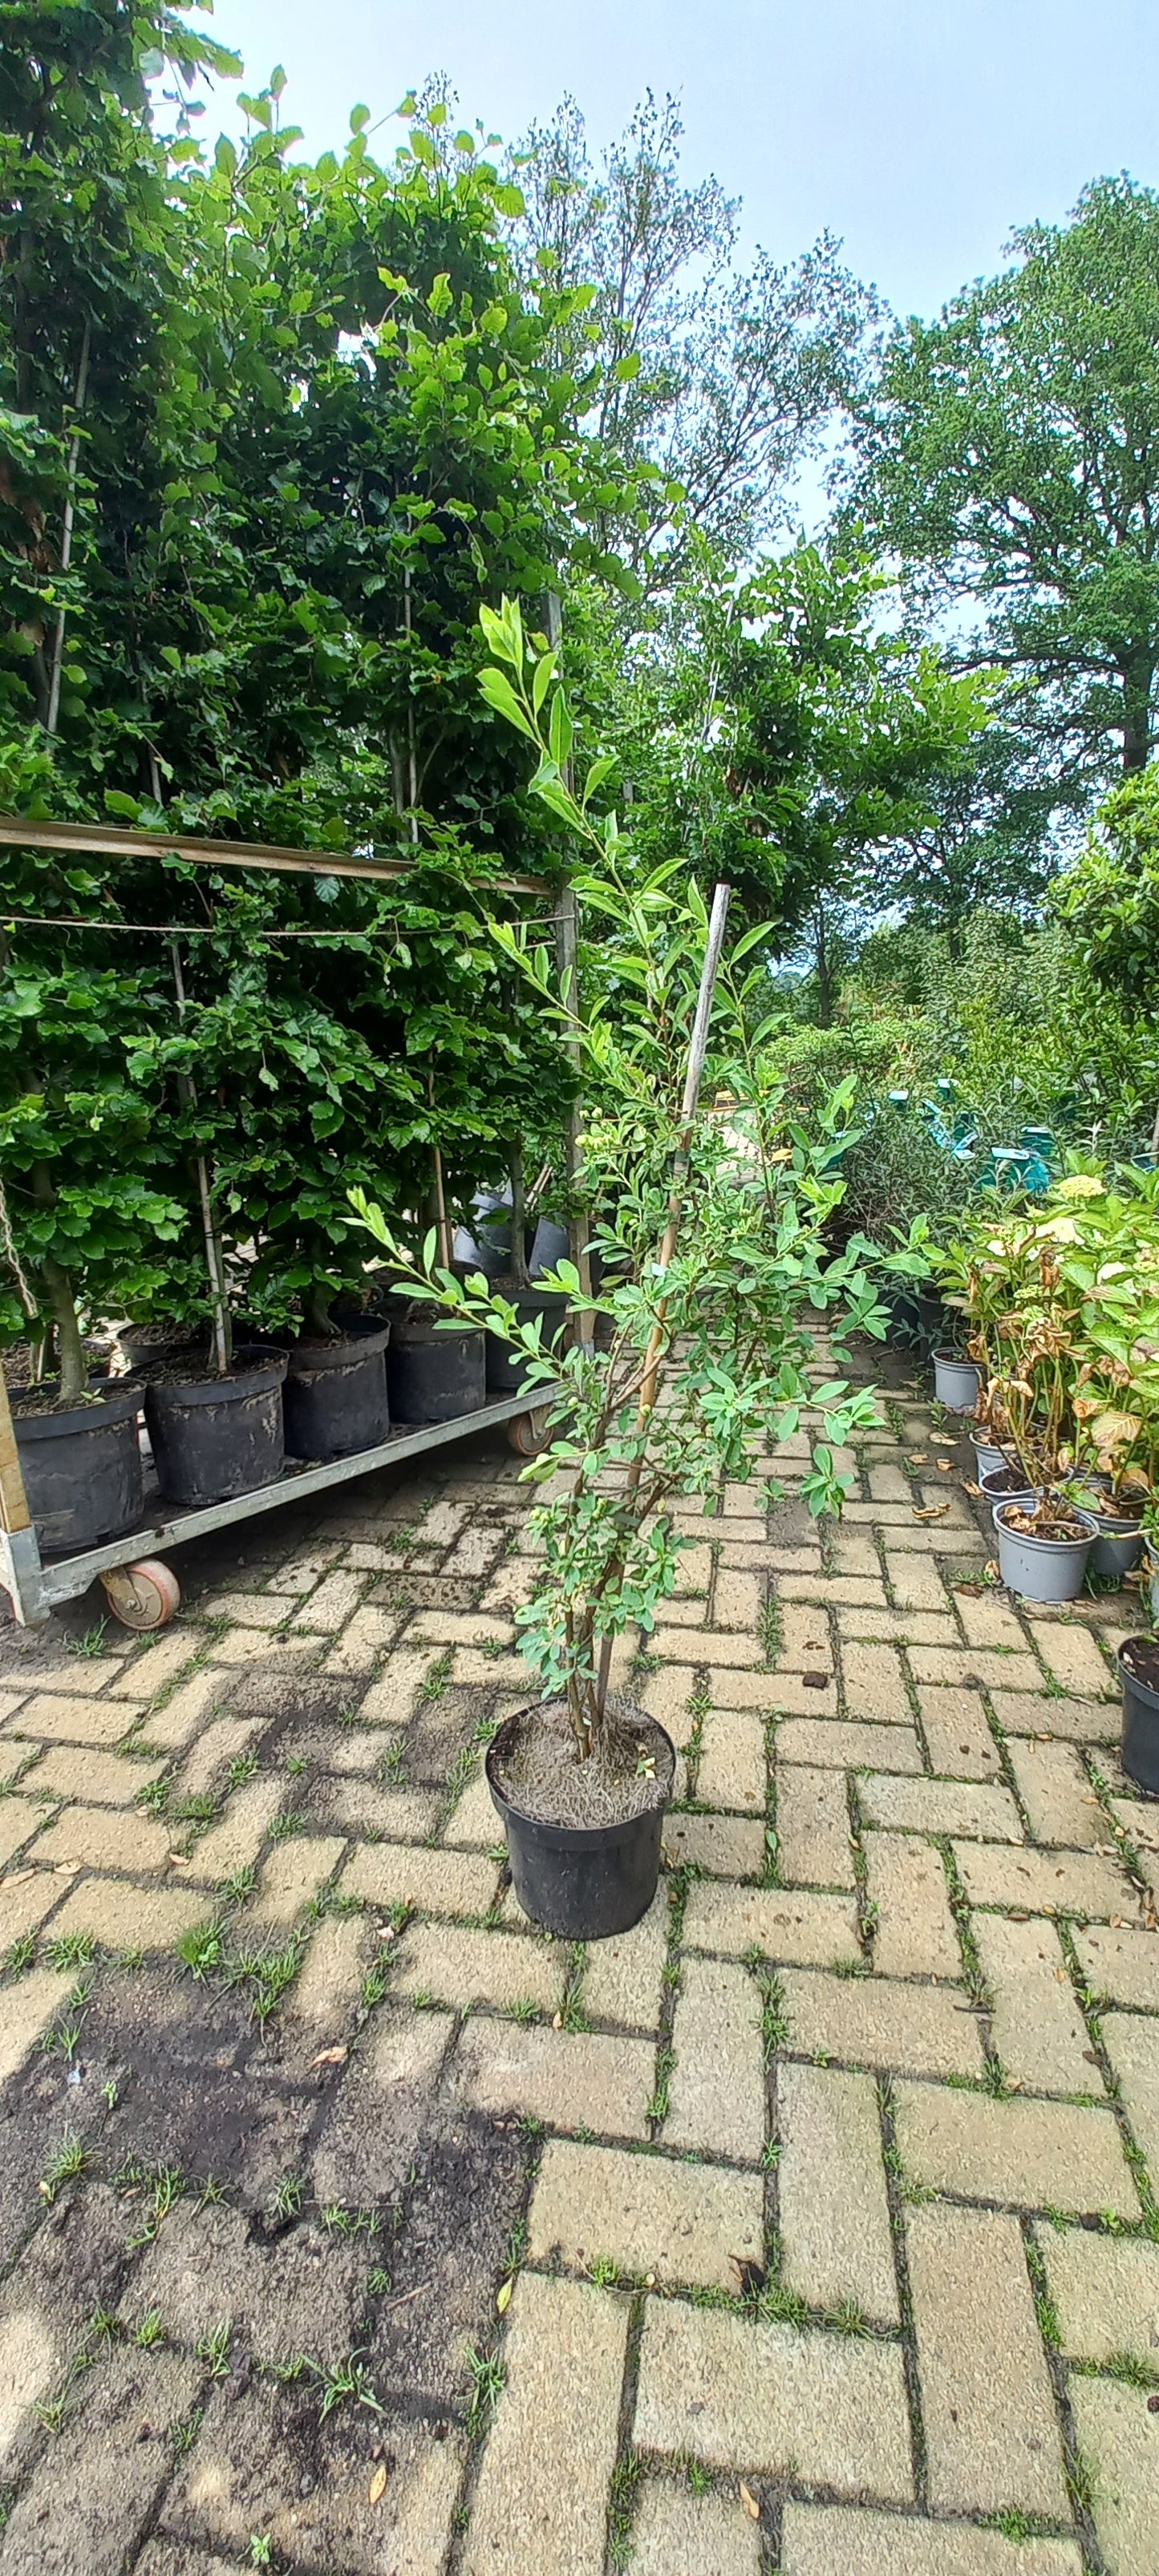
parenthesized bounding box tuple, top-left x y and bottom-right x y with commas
(0, 814, 581, 1631)
(0, 1377, 564, 1631)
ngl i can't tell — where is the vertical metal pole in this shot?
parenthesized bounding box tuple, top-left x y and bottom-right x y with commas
(545, 594, 593, 1342)
(46, 319, 91, 738)
(403, 568, 419, 844)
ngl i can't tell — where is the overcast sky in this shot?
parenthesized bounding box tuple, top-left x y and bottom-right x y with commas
(203, 0, 1159, 319)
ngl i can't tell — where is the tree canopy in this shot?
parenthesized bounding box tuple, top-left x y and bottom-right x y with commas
(851, 176, 1159, 791)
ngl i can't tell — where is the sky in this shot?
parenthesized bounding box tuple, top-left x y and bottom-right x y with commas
(201, 0, 1159, 321)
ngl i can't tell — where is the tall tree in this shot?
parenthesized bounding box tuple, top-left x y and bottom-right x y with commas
(852, 176, 1159, 789)
(873, 724, 1065, 951)
(510, 92, 877, 586)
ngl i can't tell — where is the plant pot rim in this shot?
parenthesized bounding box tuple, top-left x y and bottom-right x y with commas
(994, 1501, 1099, 1547)
(11, 1379, 142, 1439)
(142, 1345, 288, 1406)
(390, 1314, 484, 1346)
(1119, 1636, 1159, 1689)
(283, 1326, 391, 1373)
(486, 1708, 675, 1849)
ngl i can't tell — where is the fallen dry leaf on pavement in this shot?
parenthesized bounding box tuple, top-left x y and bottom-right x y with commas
(310, 2045, 348, 2068)
(801, 1671, 831, 1689)
(912, 1504, 950, 1522)
(368, 2464, 387, 2505)
(496, 2276, 513, 2314)
(740, 2482, 760, 2520)
(962, 1479, 983, 1498)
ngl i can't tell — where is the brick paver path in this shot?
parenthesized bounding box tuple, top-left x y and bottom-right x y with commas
(1, 1339, 1157, 2573)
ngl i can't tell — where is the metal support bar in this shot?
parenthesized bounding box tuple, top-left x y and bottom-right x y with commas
(0, 1381, 564, 1624)
(0, 815, 549, 896)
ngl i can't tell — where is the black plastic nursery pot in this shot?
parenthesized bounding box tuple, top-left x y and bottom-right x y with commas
(11, 1379, 144, 1555)
(144, 1346, 287, 1507)
(386, 1312, 486, 1424)
(1118, 1638, 1159, 1795)
(484, 1286, 569, 1397)
(282, 1326, 391, 1462)
(485, 1709, 675, 1939)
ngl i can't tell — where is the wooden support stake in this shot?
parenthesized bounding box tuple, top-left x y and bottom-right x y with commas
(170, 941, 230, 1374)
(545, 595, 593, 1344)
(428, 1062, 453, 1272)
(595, 880, 732, 1711)
(0, 1365, 31, 1536)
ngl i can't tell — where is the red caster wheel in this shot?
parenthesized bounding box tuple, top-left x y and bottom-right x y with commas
(507, 1408, 553, 1458)
(99, 1559, 181, 1630)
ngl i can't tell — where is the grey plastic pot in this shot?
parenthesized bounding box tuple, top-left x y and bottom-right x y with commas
(980, 1466, 1036, 1510)
(1145, 1537, 1159, 1625)
(971, 1430, 1007, 1479)
(1083, 1505, 1145, 1583)
(993, 1501, 1098, 1603)
(934, 1353, 980, 1412)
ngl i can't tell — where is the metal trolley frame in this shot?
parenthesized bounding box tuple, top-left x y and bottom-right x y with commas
(0, 1378, 563, 1629)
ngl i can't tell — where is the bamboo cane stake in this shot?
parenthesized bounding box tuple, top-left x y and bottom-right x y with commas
(427, 1061, 453, 1272)
(170, 940, 230, 1374)
(545, 594, 594, 1346)
(594, 880, 732, 1712)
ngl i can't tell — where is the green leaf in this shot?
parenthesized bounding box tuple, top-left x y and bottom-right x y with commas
(548, 691, 574, 768)
(478, 668, 537, 742)
(350, 103, 371, 132)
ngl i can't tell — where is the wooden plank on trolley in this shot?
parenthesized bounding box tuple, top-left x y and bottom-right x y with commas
(0, 1367, 32, 1535)
(0, 815, 550, 898)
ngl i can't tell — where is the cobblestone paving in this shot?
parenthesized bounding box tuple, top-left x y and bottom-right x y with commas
(1, 1341, 1157, 2572)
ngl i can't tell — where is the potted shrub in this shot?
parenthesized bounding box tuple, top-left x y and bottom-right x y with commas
(351, 600, 884, 1934)
(934, 1195, 1098, 1599)
(0, 954, 185, 1552)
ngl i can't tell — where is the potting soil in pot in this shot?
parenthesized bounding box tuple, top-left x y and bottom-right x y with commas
(492, 1696, 674, 1830)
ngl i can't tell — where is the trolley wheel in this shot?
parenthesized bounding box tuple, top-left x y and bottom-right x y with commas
(99, 1559, 181, 1631)
(507, 1407, 552, 1458)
